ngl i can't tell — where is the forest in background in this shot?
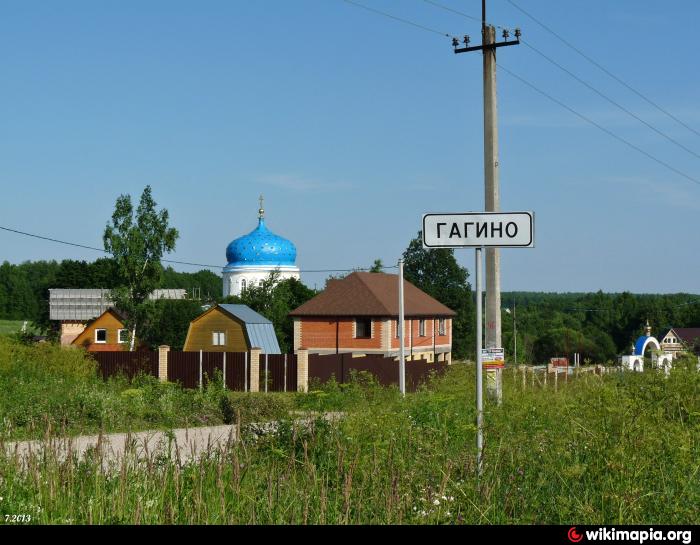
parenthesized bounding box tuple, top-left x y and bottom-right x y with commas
(1, 258, 699, 363)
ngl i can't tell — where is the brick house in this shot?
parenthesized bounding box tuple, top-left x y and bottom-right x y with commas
(289, 272, 455, 363)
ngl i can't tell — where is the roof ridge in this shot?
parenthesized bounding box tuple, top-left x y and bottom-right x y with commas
(353, 272, 394, 315)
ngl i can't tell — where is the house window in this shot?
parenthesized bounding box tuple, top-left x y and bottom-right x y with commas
(438, 319, 446, 336)
(241, 279, 247, 291)
(118, 329, 129, 344)
(355, 318, 372, 339)
(95, 329, 107, 343)
(212, 332, 226, 346)
(395, 320, 400, 338)
(419, 319, 426, 337)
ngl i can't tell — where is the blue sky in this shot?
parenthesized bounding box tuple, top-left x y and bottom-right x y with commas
(1, 0, 699, 293)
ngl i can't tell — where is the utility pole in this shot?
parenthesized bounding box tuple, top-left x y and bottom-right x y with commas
(453, 1, 519, 404)
(454, 1, 520, 351)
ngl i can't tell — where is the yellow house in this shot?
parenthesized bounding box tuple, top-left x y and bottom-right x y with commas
(183, 304, 281, 354)
(71, 309, 131, 352)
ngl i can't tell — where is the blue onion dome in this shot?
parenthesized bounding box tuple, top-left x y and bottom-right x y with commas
(225, 198, 297, 267)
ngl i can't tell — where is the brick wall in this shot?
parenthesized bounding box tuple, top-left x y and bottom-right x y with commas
(299, 318, 384, 352)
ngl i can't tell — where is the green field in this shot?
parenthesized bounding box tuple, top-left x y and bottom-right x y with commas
(0, 320, 28, 335)
(0, 336, 698, 525)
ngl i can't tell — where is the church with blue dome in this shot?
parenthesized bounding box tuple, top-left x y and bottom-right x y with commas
(222, 196, 300, 297)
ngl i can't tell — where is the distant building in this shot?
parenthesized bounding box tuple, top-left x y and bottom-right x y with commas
(660, 327, 700, 357)
(222, 196, 300, 298)
(50, 288, 187, 346)
(289, 272, 455, 363)
(183, 304, 281, 354)
(70, 309, 132, 352)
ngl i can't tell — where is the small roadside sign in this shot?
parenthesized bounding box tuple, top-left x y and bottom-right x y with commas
(422, 211, 534, 248)
(482, 347, 505, 369)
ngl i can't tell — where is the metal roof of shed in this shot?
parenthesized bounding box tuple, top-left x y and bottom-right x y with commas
(49, 288, 188, 321)
(218, 304, 281, 354)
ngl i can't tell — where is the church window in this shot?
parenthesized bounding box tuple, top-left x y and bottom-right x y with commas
(241, 279, 247, 291)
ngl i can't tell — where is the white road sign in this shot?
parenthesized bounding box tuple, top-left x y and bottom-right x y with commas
(422, 211, 534, 248)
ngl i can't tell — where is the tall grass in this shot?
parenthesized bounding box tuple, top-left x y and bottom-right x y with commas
(1, 347, 698, 524)
(0, 337, 291, 441)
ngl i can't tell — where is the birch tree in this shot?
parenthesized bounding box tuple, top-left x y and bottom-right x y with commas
(103, 186, 179, 351)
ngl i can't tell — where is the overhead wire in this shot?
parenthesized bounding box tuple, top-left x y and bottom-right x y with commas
(0, 225, 397, 273)
(506, 0, 700, 139)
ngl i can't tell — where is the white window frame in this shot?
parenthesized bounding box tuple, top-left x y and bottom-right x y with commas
(95, 329, 107, 344)
(118, 329, 129, 344)
(419, 319, 426, 337)
(212, 331, 226, 346)
(438, 319, 446, 336)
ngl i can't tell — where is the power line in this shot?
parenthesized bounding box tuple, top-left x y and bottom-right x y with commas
(420, 0, 482, 25)
(0, 225, 398, 274)
(341, 0, 453, 38)
(497, 63, 700, 187)
(506, 0, 700, 139)
(520, 39, 700, 161)
(419, 0, 700, 161)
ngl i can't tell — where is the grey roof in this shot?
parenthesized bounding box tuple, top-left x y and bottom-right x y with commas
(218, 304, 281, 354)
(49, 288, 188, 321)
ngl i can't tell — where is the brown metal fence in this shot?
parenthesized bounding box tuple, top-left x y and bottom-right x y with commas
(90, 351, 159, 380)
(167, 351, 251, 391)
(308, 353, 447, 392)
(259, 353, 298, 392)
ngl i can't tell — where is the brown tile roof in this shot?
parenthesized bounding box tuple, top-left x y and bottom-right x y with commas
(671, 328, 700, 344)
(289, 272, 456, 318)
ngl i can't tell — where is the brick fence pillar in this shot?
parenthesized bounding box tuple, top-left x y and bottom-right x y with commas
(250, 347, 261, 393)
(297, 348, 309, 393)
(158, 345, 170, 382)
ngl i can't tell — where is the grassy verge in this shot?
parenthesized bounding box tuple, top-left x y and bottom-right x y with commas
(0, 337, 698, 524)
(0, 337, 292, 441)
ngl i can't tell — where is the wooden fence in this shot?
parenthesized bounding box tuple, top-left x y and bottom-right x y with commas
(308, 353, 446, 392)
(90, 351, 159, 380)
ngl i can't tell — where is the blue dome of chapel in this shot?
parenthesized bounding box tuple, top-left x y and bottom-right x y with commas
(225, 200, 297, 268)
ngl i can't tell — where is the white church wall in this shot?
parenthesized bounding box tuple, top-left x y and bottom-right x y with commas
(223, 266, 300, 297)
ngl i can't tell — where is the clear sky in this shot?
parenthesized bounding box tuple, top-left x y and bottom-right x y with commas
(1, 0, 699, 293)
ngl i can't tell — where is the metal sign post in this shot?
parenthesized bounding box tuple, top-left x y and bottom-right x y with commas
(475, 247, 484, 476)
(399, 258, 406, 396)
(422, 210, 535, 476)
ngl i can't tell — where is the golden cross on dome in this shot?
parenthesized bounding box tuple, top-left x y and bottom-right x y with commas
(258, 194, 264, 219)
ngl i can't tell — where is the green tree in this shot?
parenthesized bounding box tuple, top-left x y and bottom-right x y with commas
(139, 299, 205, 350)
(103, 186, 179, 350)
(369, 259, 384, 273)
(402, 232, 474, 359)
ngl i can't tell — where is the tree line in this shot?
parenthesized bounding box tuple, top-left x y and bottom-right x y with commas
(2, 184, 698, 361)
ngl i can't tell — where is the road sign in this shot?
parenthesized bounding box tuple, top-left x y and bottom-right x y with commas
(422, 211, 534, 248)
(550, 357, 569, 368)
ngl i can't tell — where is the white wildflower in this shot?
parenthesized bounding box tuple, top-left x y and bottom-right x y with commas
(433, 499, 440, 506)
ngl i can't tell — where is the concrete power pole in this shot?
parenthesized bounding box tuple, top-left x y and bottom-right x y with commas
(453, 2, 520, 404)
(483, 23, 501, 353)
